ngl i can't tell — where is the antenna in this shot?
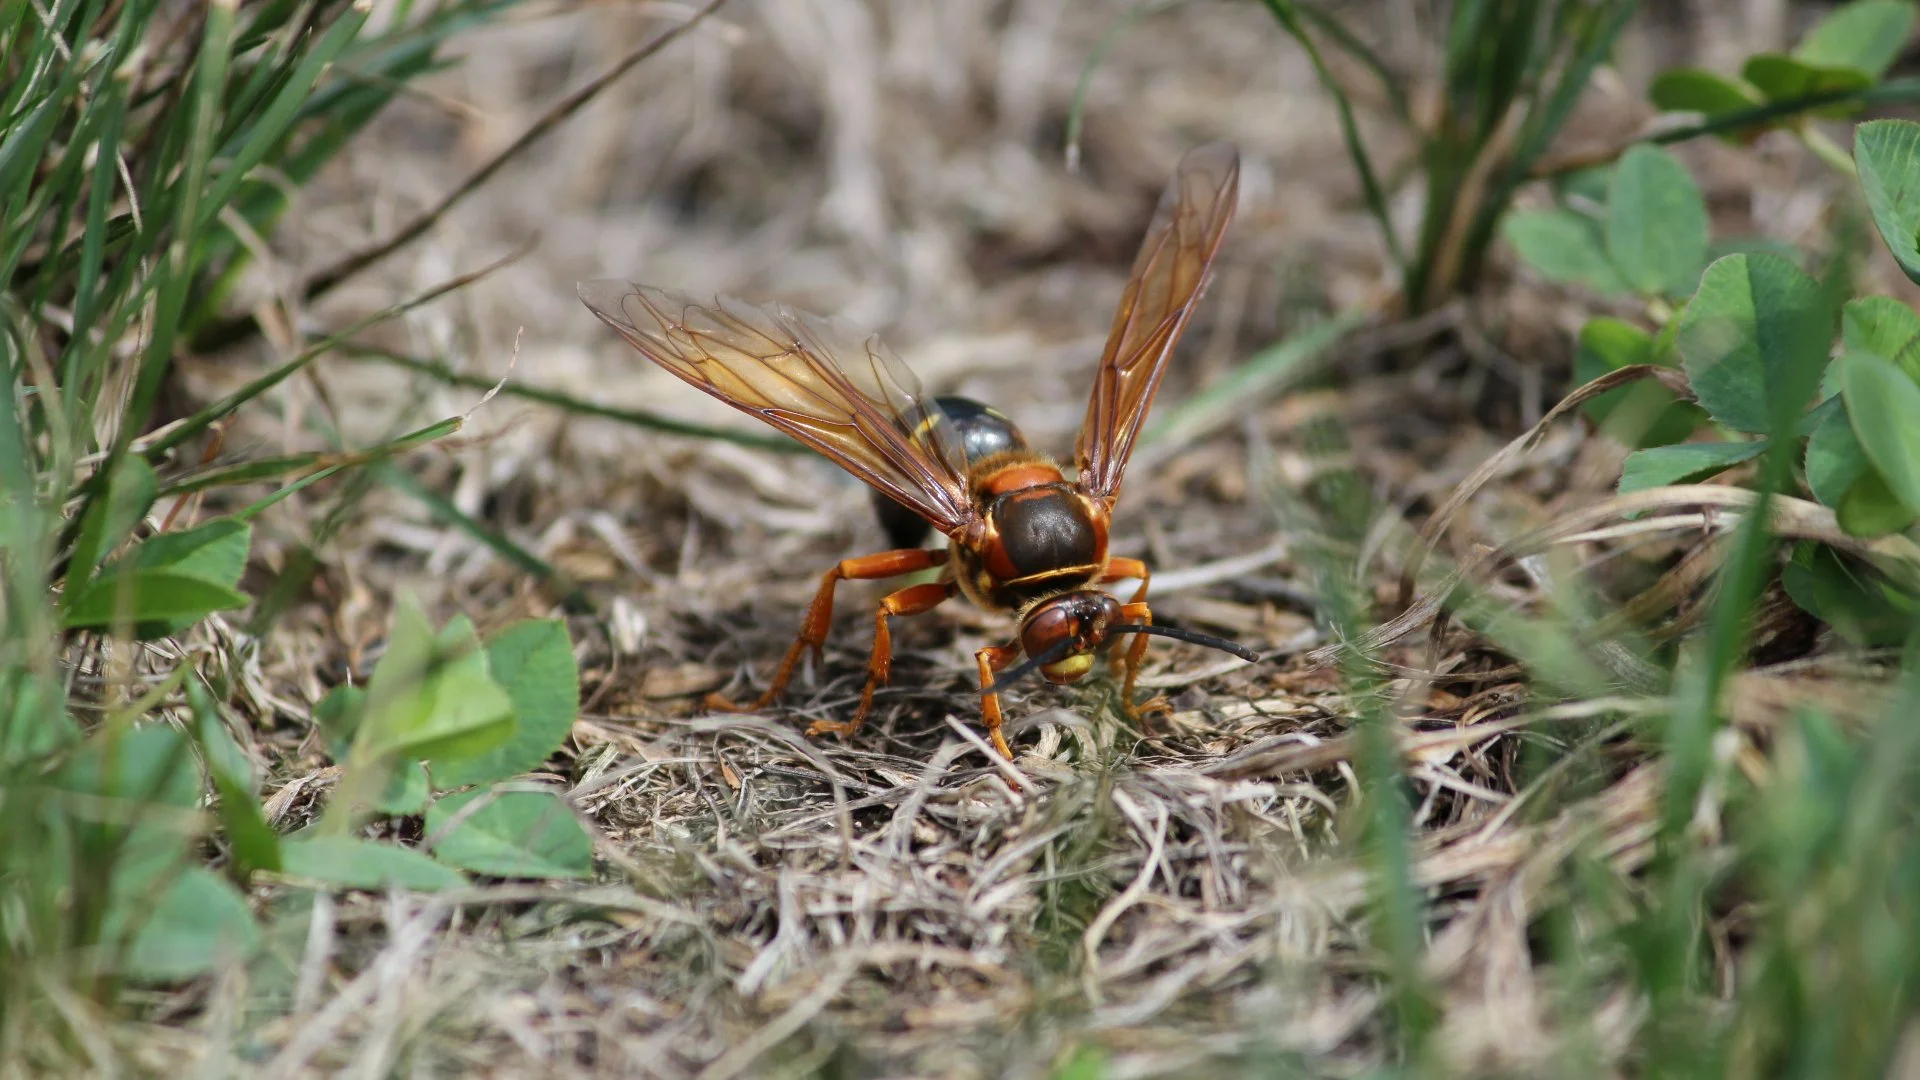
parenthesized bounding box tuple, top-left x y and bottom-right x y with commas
(985, 625, 1259, 694)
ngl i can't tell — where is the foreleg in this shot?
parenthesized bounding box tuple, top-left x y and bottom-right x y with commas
(973, 643, 1023, 760)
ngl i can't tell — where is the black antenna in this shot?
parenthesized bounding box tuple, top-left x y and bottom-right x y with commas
(985, 637, 1078, 693)
(1109, 623, 1261, 662)
(985, 625, 1261, 694)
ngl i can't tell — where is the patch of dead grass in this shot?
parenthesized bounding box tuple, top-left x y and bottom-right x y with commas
(98, 1, 1920, 1075)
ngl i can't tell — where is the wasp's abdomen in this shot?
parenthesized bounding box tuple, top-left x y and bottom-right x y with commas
(940, 396, 1027, 463)
(872, 396, 1028, 549)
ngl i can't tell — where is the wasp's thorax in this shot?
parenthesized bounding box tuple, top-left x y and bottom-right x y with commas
(949, 453, 1112, 613)
(1019, 590, 1124, 683)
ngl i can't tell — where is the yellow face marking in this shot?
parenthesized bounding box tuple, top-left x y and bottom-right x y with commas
(1041, 653, 1095, 682)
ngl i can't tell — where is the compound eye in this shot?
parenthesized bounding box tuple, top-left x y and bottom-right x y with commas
(1019, 604, 1076, 658)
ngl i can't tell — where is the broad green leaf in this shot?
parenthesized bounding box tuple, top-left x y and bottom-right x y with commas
(1805, 401, 1871, 507)
(53, 725, 204, 895)
(430, 619, 579, 789)
(1841, 349, 1920, 514)
(1796, 0, 1917, 77)
(428, 790, 593, 880)
(62, 570, 251, 634)
(1836, 295, 1920, 396)
(1, 668, 76, 764)
(1552, 163, 1613, 206)
(1782, 542, 1917, 645)
(1855, 119, 1920, 287)
(279, 836, 468, 892)
(1649, 68, 1764, 122)
(356, 600, 515, 764)
(1606, 146, 1710, 298)
(1708, 236, 1807, 265)
(1741, 54, 1872, 106)
(1575, 316, 1654, 425)
(1841, 295, 1920, 356)
(1619, 441, 1767, 494)
(314, 684, 365, 759)
(65, 456, 157, 598)
(1675, 253, 1829, 434)
(378, 760, 430, 816)
(57, 724, 201, 809)
(1839, 467, 1917, 536)
(1500, 209, 1627, 295)
(122, 517, 252, 587)
(314, 683, 430, 816)
(108, 866, 260, 981)
(1573, 317, 1702, 447)
(188, 679, 280, 876)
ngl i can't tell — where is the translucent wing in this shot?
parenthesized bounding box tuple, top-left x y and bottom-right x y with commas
(1073, 142, 1240, 505)
(578, 282, 977, 534)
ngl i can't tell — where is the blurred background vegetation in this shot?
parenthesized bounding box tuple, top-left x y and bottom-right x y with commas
(8, 0, 1920, 1075)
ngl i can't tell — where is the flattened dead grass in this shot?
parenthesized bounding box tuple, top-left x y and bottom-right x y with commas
(114, 1, 1920, 1075)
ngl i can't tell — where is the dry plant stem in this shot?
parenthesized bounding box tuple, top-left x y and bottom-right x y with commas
(296, 0, 731, 306)
(1319, 485, 1920, 669)
(1396, 363, 1697, 611)
(1424, 104, 1525, 306)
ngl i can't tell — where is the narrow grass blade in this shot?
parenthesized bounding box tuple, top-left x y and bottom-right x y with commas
(156, 417, 461, 498)
(343, 345, 803, 453)
(1257, 0, 1406, 269)
(374, 463, 587, 612)
(1139, 308, 1366, 453)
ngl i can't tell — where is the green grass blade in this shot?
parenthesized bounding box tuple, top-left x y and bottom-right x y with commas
(109, 0, 236, 460)
(374, 463, 586, 611)
(342, 345, 804, 453)
(1138, 308, 1366, 452)
(1063, 2, 1163, 169)
(155, 417, 461, 498)
(199, 4, 368, 223)
(1465, 0, 1638, 290)
(138, 248, 525, 466)
(1258, 0, 1406, 270)
(1290, 1, 1410, 124)
(68, 77, 128, 350)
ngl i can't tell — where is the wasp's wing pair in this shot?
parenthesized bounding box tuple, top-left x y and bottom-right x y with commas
(578, 142, 1241, 533)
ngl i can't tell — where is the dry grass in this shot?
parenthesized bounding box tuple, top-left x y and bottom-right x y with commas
(115, 0, 1920, 1075)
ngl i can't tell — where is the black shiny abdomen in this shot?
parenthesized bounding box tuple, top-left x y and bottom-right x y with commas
(993, 485, 1098, 577)
(872, 395, 1027, 549)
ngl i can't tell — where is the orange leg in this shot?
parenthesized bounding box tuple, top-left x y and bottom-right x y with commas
(974, 643, 1023, 760)
(1100, 556, 1153, 606)
(1098, 557, 1152, 679)
(707, 548, 947, 716)
(1115, 600, 1171, 725)
(808, 580, 956, 740)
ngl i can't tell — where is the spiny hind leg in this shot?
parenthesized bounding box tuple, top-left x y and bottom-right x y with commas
(973, 643, 1022, 760)
(808, 580, 956, 740)
(706, 548, 947, 714)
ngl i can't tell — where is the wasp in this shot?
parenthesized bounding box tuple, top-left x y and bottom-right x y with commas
(580, 142, 1253, 759)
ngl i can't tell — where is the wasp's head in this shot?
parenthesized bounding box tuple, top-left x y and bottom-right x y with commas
(1017, 591, 1124, 683)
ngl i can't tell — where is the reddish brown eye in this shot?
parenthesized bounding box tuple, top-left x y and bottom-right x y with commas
(1019, 593, 1124, 663)
(1019, 602, 1077, 659)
